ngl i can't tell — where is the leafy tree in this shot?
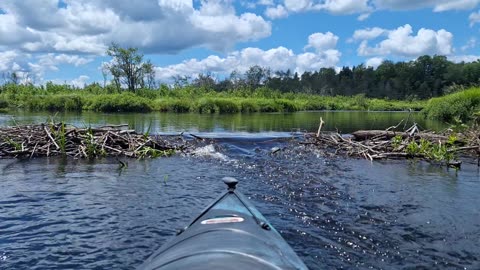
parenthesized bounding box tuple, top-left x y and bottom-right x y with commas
(106, 43, 155, 92)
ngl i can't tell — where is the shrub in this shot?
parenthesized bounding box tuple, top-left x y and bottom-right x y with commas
(84, 93, 152, 112)
(422, 87, 480, 122)
(240, 100, 260, 113)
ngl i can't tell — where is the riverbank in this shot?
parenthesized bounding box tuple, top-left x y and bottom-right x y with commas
(0, 84, 424, 113)
(422, 87, 480, 122)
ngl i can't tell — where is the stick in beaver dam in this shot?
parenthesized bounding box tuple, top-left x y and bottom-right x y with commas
(306, 120, 480, 169)
(0, 122, 193, 159)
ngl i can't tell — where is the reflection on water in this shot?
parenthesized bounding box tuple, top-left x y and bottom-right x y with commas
(0, 110, 446, 134)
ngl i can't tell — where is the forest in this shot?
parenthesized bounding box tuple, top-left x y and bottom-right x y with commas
(193, 55, 480, 100)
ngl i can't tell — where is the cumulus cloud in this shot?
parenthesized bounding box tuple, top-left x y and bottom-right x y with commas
(0, 0, 273, 83)
(0, 50, 20, 71)
(365, 57, 383, 68)
(271, 0, 371, 17)
(357, 24, 453, 58)
(0, 0, 272, 55)
(70, 75, 90, 88)
(373, 0, 480, 11)
(268, 0, 479, 19)
(155, 32, 341, 81)
(316, 0, 371, 14)
(265, 5, 289, 19)
(470, 10, 480, 26)
(305, 32, 339, 51)
(352, 27, 387, 41)
(448, 55, 480, 63)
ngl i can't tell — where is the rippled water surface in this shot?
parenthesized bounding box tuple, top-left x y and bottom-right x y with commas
(0, 111, 478, 269)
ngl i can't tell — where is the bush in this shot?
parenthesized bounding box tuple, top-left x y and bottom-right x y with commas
(422, 87, 480, 122)
(84, 93, 152, 112)
(153, 99, 192, 112)
(240, 100, 260, 112)
(0, 97, 8, 109)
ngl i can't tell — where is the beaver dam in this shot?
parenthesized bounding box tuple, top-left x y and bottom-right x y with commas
(303, 118, 480, 168)
(1, 121, 479, 168)
(0, 123, 191, 159)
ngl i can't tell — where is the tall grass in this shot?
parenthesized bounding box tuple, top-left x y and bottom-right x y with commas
(422, 87, 480, 122)
(0, 83, 425, 114)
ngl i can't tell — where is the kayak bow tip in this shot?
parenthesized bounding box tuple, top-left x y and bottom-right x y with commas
(222, 177, 238, 192)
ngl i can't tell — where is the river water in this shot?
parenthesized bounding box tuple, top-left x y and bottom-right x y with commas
(0, 111, 478, 269)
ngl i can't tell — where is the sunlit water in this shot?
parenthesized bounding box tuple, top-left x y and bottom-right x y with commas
(0, 111, 478, 269)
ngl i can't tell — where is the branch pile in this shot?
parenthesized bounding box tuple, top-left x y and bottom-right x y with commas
(305, 119, 480, 168)
(0, 123, 188, 159)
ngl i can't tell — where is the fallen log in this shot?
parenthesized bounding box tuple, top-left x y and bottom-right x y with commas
(351, 130, 452, 142)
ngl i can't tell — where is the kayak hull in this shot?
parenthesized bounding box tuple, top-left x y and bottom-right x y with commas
(138, 178, 308, 270)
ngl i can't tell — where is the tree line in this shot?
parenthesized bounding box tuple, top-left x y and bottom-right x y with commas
(2, 44, 480, 100)
(197, 55, 480, 100)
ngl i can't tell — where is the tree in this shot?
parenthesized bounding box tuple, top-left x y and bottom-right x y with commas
(106, 43, 155, 92)
(245, 65, 270, 89)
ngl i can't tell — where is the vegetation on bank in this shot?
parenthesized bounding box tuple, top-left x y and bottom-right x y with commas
(422, 87, 480, 122)
(0, 83, 425, 113)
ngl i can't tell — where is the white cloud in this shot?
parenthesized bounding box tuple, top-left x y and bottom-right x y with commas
(470, 10, 480, 26)
(284, 0, 312, 12)
(37, 54, 93, 68)
(461, 37, 477, 51)
(258, 0, 274, 5)
(71, 75, 90, 88)
(0, 50, 20, 71)
(0, 0, 272, 55)
(357, 13, 371, 21)
(433, 0, 480, 12)
(305, 32, 339, 51)
(262, 0, 479, 21)
(448, 55, 480, 63)
(316, 0, 371, 14)
(373, 0, 480, 11)
(352, 27, 387, 41)
(155, 32, 341, 81)
(357, 24, 453, 58)
(365, 57, 383, 68)
(265, 5, 289, 19)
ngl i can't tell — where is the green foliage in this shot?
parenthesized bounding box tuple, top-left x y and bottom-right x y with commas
(84, 93, 152, 112)
(422, 87, 480, 122)
(405, 138, 455, 163)
(84, 127, 104, 159)
(5, 137, 22, 151)
(0, 97, 8, 109)
(53, 123, 67, 155)
(239, 100, 260, 113)
(137, 147, 175, 159)
(391, 135, 403, 149)
(406, 141, 421, 156)
(106, 43, 155, 92)
(0, 83, 426, 114)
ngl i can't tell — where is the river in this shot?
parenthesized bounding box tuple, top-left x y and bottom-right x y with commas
(0, 111, 478, 269)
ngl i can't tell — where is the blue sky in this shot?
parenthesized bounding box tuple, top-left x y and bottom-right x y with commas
(0, 0, 479, 86)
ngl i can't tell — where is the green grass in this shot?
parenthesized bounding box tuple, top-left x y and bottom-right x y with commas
(0, 83, 425, 114)
(422, 87, 480, 122)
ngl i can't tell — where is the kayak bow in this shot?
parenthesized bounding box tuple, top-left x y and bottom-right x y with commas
(138, 177, 308, 270)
